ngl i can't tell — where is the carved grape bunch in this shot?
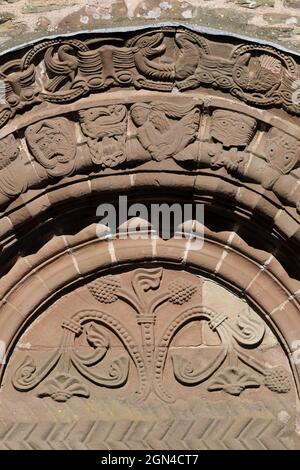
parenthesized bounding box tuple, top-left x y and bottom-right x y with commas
(168, 279, 197, 304)
(264, 367, 291, 393)
(88, 276, 121, 304)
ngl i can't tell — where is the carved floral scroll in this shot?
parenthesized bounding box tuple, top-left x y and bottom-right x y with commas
(12, 268, 292, 403)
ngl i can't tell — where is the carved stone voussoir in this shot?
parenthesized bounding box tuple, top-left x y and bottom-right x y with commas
(264, 127, 300, 174)
(127, 101, 201, 164)
(79, 105, 127, 168)
(25, 117, 76, 177)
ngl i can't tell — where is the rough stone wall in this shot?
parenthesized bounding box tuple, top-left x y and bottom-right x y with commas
(1, 0, 300, 54)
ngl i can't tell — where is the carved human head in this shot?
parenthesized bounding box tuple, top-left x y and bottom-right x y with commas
(211, 110, 257, 148)
(25, 117, 76, 177)
(264, 127, 300, 174)
(130, 103, 151, 127)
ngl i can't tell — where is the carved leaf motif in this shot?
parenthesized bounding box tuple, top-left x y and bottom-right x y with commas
(207, 367, 260, 396)
(172, 347, 227, 385)
(73, 323, 110, 367)
(233, 310, 265, 347)
(10, 269, 294, 405)
(12, 353, 61, 391)
(37, 373, 90, 402)
(72, 355, 130, 388)
(85, 323, 109, 350)
(133, 268, 163, 292)
(108, 357, 129, 381)
(13, 356, 36, 387)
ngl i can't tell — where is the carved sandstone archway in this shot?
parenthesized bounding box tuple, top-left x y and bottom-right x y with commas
(0, 26, 299, 450)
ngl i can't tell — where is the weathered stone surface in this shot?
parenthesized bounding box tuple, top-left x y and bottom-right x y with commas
(0, 11, 13, 23)
(22, 1, 73, 14)
(0, 0, 299, 53)
(34, 15, 51, 32)
(284, 0, 300, 7)
(228, 0, 275, 8)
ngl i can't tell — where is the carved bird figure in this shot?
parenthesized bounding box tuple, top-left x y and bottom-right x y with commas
(44, 44, 79, 92)
(5, 64, 38, 107)
(79, 105, 127, 139)
(133, 33, 174, 82)
(174, 32, 202, 81)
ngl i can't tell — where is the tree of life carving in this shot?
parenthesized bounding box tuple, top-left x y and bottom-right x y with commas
(12, 268, 292, 403)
